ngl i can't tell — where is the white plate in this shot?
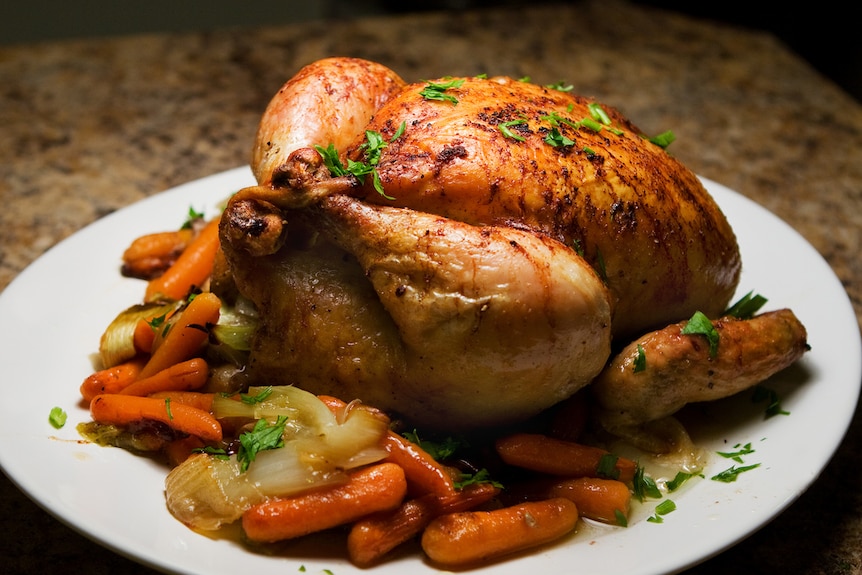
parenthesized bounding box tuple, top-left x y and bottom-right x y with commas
(0, 167, 859, 575)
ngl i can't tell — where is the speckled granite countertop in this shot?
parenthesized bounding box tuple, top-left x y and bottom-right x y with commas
(1, 1, 860, 573)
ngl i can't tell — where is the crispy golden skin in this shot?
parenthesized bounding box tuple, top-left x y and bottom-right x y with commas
(347, 76, 741, 339)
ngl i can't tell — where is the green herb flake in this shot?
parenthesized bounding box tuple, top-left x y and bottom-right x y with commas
(717, 442, 755, 463)
(238, 415, 288, 472)
(240, 386, 274, 405)
(680, 311, 720, 358)
(49, 406, 67, 429)
(181, 206, 205, 230)
(633, 343, 647, 373)
(648, 130, 676, 149)
(582, 146, 597, 157)
(192, 445, 230, 460)
(596, 453, 620, 480)
(752, 385, 790, 418)
(544, 127, 575, 148)
(499, 119, 528, 142)
(419, 78, 465, 105)
(711, 463, 761, 483)
(587, 102, 612, 125)
(402, 429, 467, 461)
(453, 468, 504, 490)
(723, 291, 769, 319)
(614, 508, 629, 527)
(164, 397, 173, 420)
(633, 465, 662, 501)
(647, 498, 677, 523)
(666, 471, 695, 492)
(546, 80, 574, 92)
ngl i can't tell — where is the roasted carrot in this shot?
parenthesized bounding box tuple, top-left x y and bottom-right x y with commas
(90, 393, 222, 442)
(148, 390, 215, 412)
(495, 433, 636, 483)
(80, 357, 147, 402)
(383, 432, 457, 498)
(163, 435, 207, 467)
(347, 481, 500, 566)
(145, 216, 220, 302)
(242, 462, 407, 543)
(505, 476, 631, 525)
(137, 291, 221, 380)
(118, 358, 209, 396)
(132, 317, 156, 354)
(421, 498, 579, 567)
(122, 228, 194, 280)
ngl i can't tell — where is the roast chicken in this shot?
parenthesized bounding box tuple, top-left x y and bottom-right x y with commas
(216, 57, 807, 432)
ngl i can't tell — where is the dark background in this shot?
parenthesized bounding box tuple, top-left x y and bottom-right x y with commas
(1, 1, 859, 103)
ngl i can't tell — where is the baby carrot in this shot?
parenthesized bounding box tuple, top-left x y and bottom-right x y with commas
(137, 291, 221, 380)
(148, 390, 215, 412)
(495, 433, 637, 483)
(505, 477, 631, 525)
(132, 317, 156, 354)
(145, 216, 220, 302)
(80, 357, 147, 402)
(90, 393, 222, 442)
(544, 477, 631, 525)
(118, 358, 209, 396)
(242, 462, 407, 543)
(122, 228, 194, 280)
(163, 435, 207, 467)
(421, 498, 579, 567)
(383, 432, 457, 498)
(347, 481, 500, 566)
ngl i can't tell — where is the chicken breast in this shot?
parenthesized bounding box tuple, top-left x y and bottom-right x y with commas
(346, 76, 741, 339)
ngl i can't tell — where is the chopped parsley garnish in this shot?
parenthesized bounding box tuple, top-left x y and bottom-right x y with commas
(752, 385, 790, 418)
(614, 508, 629, 527)
(181, 205, 205, 230)
(680, 311, 720, 358)
(164, 397, 173, 420)
(499, 119, 528, 142)
(587, 102, 612, 125)
(717, 442, 755, 463)
(315, 126, 404, 200)
(192, 445, 230, 460)
(648, 130, 676, 149)
(546, 80, 574, 92)
(633, 465, 662, 501)
(419, 78, 465, 104)
(666, 471, 696, 492)
(596, 453, 620, 480)
(402, 429, 467, 461)
(646, 499, 677, 523)
(240, 386, 273, 405)
(237, 416, 288, 472)
(544, 127, 574, 147)
(711, 463, 761, 483)
(724, 291, 768, 319)
(453, 468, 503, 490)
(633, 343, 647, 373)
(48, 406, 67, 429)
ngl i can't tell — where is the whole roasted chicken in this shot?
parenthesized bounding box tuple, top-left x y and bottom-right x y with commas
(216, 57, 807, 432)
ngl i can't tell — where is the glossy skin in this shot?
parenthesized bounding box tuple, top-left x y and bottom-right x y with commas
(347, 76, 741, 339)
(251, 57, 405, 187)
